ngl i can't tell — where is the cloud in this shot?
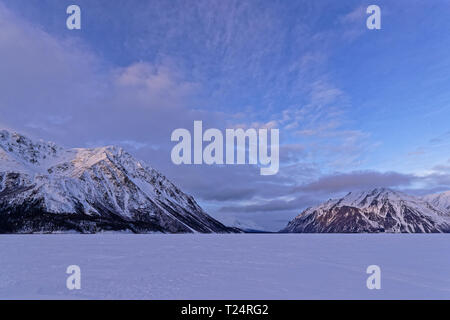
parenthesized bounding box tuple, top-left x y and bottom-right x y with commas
(337, 5, 368, 41)
(294, 171, 415, 194)
(0, 3, 224, 150)
(218, 195, 316, 214)
(0, 2, 101, 133)
(216, 170, 419, 215)
(113, 61, 200, 108)
(428, 130, 450, 144)
(339, 5, 366, 24)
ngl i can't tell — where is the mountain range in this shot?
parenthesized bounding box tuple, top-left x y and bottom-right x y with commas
(0, 129, 236, 233)
(282, 188, 450, 233)
(2, 129, 450, 234)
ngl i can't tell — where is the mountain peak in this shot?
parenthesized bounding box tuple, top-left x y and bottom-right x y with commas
(282, 187, 450, 233)
(350, 187, 402, 197)
(0, 130, 234, 234)
(423, 190, 450, 211)
(336, 187, 413, 209)
(0, 129, 63, 171)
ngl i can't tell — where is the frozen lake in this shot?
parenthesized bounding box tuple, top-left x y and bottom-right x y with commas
(0, 234, 449, 299)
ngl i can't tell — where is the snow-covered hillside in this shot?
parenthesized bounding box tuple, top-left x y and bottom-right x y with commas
(0, 129, 235, 233)
(282, 188, 450, 233)
(423, 191, 450, 212)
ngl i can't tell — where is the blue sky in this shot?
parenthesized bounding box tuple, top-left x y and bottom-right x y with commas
(1, 0, 450, 230)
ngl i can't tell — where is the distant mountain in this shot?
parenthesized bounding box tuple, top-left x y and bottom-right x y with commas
(423, 191, 450, 212)
(0, 129, 236, 234)
(282, 188, 450, 233)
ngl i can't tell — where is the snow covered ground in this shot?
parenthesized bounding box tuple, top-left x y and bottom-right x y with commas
(0, 234, 449, 300)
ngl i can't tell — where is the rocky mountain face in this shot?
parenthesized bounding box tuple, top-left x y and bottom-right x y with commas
(423, 191, 450, 212)
(282, 188, 450, 233)
(0, 130, 236, 233)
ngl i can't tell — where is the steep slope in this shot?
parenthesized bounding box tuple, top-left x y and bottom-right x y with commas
(282, 188, 450, 233)
(0, 129, 235, 233)
(423, 191, 450, 212)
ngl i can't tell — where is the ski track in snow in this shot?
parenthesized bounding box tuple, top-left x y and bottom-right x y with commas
(0, 234, 449, 300)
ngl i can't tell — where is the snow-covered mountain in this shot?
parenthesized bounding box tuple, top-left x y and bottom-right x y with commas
(0, 129, 236, 233)
(423, 191, 450, 212)
(282, 188, 450, 233)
